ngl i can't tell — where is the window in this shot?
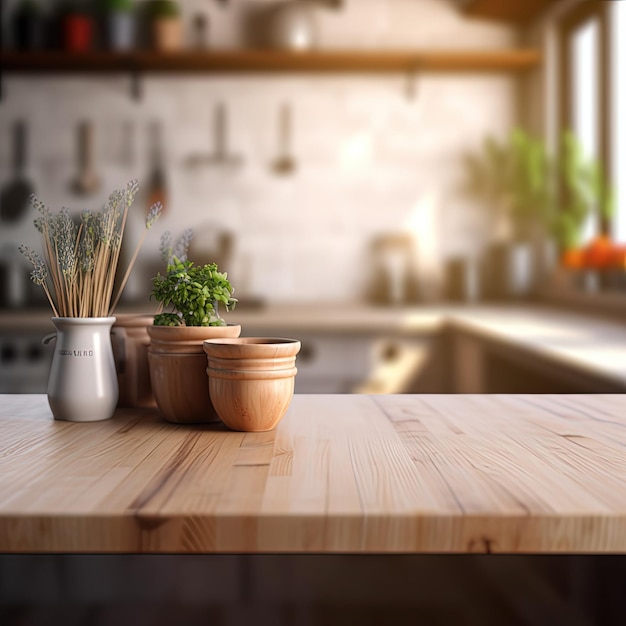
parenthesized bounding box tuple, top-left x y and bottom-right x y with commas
(570, 17, 601, 242)
(612, 1, 626, 243)
(558, 0, 611, 241)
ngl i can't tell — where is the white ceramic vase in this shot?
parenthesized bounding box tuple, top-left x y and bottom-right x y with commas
(47, 317, 118, 422)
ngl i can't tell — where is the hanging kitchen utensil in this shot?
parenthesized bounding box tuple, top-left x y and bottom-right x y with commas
(184, 103, 243, 170)
(0, 244, 29, 309)
(0, 121, 35, 224)
(192, 13, 209, 49)
(272, 103, 296, 175)
(71, 121, 100, 196)
(146, 120, 167, 216)
(119, 120, 135, 168)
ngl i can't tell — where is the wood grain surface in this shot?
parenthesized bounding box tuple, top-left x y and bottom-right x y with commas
(0, 394, 625, 554)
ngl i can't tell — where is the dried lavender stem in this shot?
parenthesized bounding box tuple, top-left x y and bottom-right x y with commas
(24, 180, 152, 318)
(108, 229, 146, 316)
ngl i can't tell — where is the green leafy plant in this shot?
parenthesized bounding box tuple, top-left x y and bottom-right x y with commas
(549, 130, 614, 250)
(147, 0, 180, 19)
(19, 180, 162, 317)
(99, 0, 134, 13)
(462, 134, 512, 215)
(151, 257, 237, 327)
(507, 129, 555, 241)
(462, 128, 613, 249)
(462, 129, 554, 242)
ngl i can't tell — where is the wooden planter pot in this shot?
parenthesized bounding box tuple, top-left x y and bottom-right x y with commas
(204, 337, 301, 432)
(151, 17, 183, 51)
(111, 314, 155, 409)
(148, 324, 241, 424)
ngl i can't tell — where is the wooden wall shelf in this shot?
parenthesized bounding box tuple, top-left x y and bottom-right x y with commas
(0, 49, 541, 100)
(0, 49, 541, 74)
(462, 0, 563, 24)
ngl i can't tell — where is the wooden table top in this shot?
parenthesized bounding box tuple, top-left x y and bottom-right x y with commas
(1, 394, 625, 554)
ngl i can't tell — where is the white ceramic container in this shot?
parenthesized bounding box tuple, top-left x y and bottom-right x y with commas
(47, 317, 118, 422)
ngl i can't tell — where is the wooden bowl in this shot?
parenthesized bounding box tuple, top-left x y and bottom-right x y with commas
(203, 338, 301, 432)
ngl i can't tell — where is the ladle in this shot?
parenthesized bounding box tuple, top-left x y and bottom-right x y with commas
(185, 103, 243, 170)
(71, 121, 101, 196)
(272, 103, 296, 176)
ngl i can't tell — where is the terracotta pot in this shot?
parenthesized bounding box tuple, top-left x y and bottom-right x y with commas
(147, 324, 241, 424)
(151, 18, 183, 51)
(204, 337, 300, 432)
(111, 314, 155, 409)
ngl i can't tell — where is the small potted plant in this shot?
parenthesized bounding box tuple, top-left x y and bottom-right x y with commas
(463, 129, 615, 297)
(147, 253, 240, 424)
(111, 228, 192, 409)
(99, 0, 135, 51)
(462, 128, 555, 299)
(147, 0, 182, 51)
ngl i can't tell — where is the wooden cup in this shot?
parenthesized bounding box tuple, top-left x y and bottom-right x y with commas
(204, 337, 301, 432)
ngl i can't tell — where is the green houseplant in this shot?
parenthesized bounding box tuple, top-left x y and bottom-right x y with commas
(462, 128, 614, 296)
(147, 0, 180, 18)
(462, 129, 554, 245)
(19, 180, 161, 422)
(102, 0, 134, 9)
(147, 0, 182, 51)
(462, 129, 554, 298)
(111, 228, 193, 410)
(549, 130, 614, 254)
(147, 241, 241, 424)
(152, 258, 237, 327)
(463, 128, 614, 253)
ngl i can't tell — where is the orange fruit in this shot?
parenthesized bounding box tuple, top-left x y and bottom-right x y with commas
(610, 245, 626, 269)
(583, 235, 614, 269)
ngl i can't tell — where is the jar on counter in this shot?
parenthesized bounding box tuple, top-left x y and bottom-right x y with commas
(61, 3, 94, 52)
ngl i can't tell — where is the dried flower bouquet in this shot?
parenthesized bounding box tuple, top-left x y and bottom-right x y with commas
(19, 180, 162, 318)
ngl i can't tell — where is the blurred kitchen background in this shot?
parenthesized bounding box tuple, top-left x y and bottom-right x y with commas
(1, 0, 625, 395)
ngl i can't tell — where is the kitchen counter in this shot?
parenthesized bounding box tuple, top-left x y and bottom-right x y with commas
(235, 304, 626, 389)
(1, 393, 625, 553)
(2, 303, 626, 391)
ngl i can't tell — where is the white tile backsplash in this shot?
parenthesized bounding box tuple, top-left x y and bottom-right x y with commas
(1, 0, 519, 303)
